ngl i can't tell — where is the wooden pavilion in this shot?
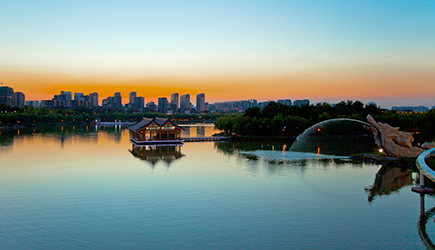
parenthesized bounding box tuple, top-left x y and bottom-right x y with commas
(129, 118, 184, 144)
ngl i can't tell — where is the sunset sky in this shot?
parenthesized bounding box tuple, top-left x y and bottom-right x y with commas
(1, 0, 434, 108)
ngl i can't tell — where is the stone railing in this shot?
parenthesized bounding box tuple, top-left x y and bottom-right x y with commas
(412, 148, 435, 193)
(416, 148, 435, 183)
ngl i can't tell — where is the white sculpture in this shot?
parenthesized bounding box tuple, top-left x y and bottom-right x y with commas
(366, 115, 434, 158)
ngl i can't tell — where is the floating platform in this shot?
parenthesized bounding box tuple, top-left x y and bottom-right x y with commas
(130, 136, 230, 145)
(183, 136, 230, 142)
(130, 137, 184, 145)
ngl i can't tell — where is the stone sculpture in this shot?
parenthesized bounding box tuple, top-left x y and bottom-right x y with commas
(366, 115, 434, 158)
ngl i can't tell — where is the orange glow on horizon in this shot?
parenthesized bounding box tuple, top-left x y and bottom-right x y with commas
(2, 66, 434, 105)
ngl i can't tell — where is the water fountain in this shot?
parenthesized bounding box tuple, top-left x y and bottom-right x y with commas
(290, 118, 376, 156)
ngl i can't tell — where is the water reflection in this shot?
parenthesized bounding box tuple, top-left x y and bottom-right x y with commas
(196, 126, 205, 136)
(215, 140, 285, 155)
(1, 123, 428, 249)
(182, 126, 191, 137)
(365, 165, 415, 203)
(0, 124, 127, 150)
(0, 130, 14, 150)
(290, 136, 376, 156)
(214, 140, 377, 178)
(129, 144, 184, 168)
(418, 194, 435, 249)
(102, 125, 123, 143)
(179, 124, 219, 138)
(230, 139, 419, 203)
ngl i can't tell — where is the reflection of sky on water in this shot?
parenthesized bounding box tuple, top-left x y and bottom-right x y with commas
(0, 124, 434, 249)
(180, 124, 218, 137)
(417, 194, 435, 250)
(240, 150, 346, 160)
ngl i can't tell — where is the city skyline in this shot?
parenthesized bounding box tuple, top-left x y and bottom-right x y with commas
(3, 84, 435, 112)
(1, 1, 434, 109)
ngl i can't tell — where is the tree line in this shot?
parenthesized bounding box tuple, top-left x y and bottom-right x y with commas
(2, 101, 434, 143)
(0, 104, 224, 125)
(214, 101, 435, 143)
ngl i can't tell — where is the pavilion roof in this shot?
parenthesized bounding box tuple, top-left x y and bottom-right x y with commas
(128, 117, 182, 131)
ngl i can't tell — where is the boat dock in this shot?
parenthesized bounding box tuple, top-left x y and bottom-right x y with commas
(183, 136, 230, 142)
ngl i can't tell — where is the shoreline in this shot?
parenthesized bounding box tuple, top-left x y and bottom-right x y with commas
(350, 153, 417, 168)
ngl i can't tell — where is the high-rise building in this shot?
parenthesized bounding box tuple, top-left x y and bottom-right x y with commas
(114, 92, 122, 109)
(102, 92, 123, 109)
(89, 92, 99, 107)
(158, 97, 168, 113)
(62, 91, 72, 101)
(54, 92, 66, 102)
(14, 92, 25, 107)
(134, 97, 144, 110)
(0, 86, 14, 106)
(129, 91, 137, 104)
(196, 93, 205, 113)
(171, 93, 179, 111)
(146, 101, 156, 112)
(74, 92, 84, 101)
(180, 94, 190, 113)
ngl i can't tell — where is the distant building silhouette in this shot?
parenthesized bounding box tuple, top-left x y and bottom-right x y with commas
(74, 92, 84, 101)
(257, 101, 269, 110)
(196, 93, 205, 113)
(40, 100, 54, 108)
(158, 97, 168, 113)
(146, 101, 156, 112)
(0, 86, 14, 106)
(129, 91, 137, 104)
(392, 106, 428, 113)
(50, 91, 90, 109)
(180, 94, 190, 113)
(277, 99, 292, 107)
(135, 97, 144, 110)
(102, 92, 123, 109)
(89, 92, 99, 107)
(14, 92, 25, 107)
(4, 86, 321, 114)
(62, 91, 72, 101)
(210, 99, 258, 113)
(53, 91, 67, 102)
(126, 92, 144, 111)
(293, 99, 310, 107)
(114, 92, 122, 109)
(25, 100, 40, 108)
(171, 92, 179, 111)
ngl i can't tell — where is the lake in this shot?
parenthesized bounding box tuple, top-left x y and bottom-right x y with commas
(1, 124, 434, 249)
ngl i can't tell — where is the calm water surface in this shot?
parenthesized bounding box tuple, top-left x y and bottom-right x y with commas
(1, 124, 435, 249)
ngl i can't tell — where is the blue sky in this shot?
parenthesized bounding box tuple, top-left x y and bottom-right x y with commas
(1, 0, 434, 107)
